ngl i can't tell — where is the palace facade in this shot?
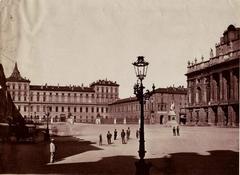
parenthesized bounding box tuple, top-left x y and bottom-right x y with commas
(5, 63, 187, 125)
(185, 25, 239, 127)
(6, 63, 119, 123)
(109, 86, 187, 124)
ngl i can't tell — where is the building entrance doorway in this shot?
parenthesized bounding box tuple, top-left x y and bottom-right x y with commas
(60, 114, 66, 122)
(160, 115, 164, 124)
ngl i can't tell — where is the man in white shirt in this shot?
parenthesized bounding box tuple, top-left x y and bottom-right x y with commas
(50, 138, 56, 163)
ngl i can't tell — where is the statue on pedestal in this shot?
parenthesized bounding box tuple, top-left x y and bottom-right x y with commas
(166, 102, 178, 127)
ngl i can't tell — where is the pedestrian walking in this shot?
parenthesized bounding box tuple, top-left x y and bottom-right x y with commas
(114, 129, 117, 140)
(136, 129, 139, 139)
(99, 134, 102, 146)
(121, 129, 126, 144)
(176, 125, 180, 136)
(107, 131, 112, 144)
(173, 126, 176, 136)
(49, 138, 56, 163)
(126, 127, 131, 140)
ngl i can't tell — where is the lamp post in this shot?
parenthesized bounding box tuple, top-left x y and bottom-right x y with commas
(150, 97, 154, 124)
(133, 56, 155, 175)
(45, 106, 50, 141)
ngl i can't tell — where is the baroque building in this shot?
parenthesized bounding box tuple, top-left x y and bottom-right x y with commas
(185, 25, 239, 127)
(6, 63, 119, 123)
(109, 86, 187, 124)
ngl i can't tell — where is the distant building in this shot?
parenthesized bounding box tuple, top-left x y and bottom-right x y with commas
(0, 64, 27, 141)
(109, 86, 187, 124)
(6, 63, 119, 123)
(0, 64, 24, 124)
(185, 25, 239, 126)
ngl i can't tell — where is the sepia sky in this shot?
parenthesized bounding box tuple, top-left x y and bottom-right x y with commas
(1, 0, 240, 98)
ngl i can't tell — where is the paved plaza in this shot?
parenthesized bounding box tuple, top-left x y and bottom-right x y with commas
(0, 124, 239, 174)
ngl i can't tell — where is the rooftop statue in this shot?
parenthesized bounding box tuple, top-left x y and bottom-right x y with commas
(170, 102, 175, 111)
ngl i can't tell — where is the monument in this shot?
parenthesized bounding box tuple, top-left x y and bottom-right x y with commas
(166, 102, 178, 127)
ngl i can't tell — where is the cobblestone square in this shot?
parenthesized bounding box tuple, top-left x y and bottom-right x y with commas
(0, 124, 238, 174)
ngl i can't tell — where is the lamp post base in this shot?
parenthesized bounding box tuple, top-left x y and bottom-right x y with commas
(135, 159, 152, 175)
(44, 129, 50, 141)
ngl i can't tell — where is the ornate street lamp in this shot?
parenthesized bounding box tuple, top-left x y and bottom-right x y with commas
(133, 56, 155, 175)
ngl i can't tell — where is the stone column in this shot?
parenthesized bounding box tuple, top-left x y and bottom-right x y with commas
(229, 70, 234, 100)
(210, 75, 214, 102)
(188, 109, 193, 125)
(207, 107, 213, 125)
(195, 110, 199, 125)
(123, 117, 126, 124)
(204, 108, 209, 125)
(219, 72, 223, 101)
(228, 105, 233, 127)
(203, 84, 207, 104)
(234, 73, 239, 100)
(217, 106, 224, 126)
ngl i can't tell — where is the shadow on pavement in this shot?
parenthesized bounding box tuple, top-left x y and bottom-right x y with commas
(0, 136, 101, 174)
(0, 137, 238, 175)
(150, 150, 239, 175)
(43, 150, 239, 175)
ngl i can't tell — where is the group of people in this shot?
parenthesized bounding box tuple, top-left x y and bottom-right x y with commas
(49, 125, 180, 164)
(173, 125, 180, 136)
(99, 127, 133, 145)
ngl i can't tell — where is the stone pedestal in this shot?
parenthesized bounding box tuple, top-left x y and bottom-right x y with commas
(123, 118, 126, 124)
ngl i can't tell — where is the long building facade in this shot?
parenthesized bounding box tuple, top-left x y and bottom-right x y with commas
(6, 63, 187, 125)
(6, 63, 119, 123)
(185, 25, 239, 127)
(109, 86, 187, 124)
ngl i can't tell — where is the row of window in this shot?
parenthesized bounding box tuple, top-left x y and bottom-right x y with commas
(32, 94, 117, 102)
(110, 102, 187, 113)
(96, 86, 118, 93)
(8, 83, 28, 90)
(110, 103, 149, 113)
(23, 115, 108, 123)
(8, 83, 118, 94)
(18, 105, 108, 113)
(24, 115, 97, 120)
(11, 95, 117, 103)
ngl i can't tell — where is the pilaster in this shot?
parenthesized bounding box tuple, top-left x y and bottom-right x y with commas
(219, 72, 223, 101)
(210, 75, 214, 102)
(217, 106, 224, 126)
(228, 105, 234, 127)
(229, 70, 233, 100)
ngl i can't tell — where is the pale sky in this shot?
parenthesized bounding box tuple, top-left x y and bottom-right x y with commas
(1, 0, 240, 98)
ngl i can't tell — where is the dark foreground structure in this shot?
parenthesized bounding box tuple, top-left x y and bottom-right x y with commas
(0, 136, 238, 175)
(0, 64, 27, 141)
(186, 25, 239, 127)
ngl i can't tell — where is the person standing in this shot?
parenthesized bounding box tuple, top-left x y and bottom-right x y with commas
(107, 131, 112, 144)
(173, 126, 176, 136)
(99, 134, 102, 146)
(136, 129, 139, 139)
(121, 129, 126, 144)
(50, 138, 56, 163)
(176, 126, 180, 136)
(114, 129, 117, 140)
(126, 127, 131, 140)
